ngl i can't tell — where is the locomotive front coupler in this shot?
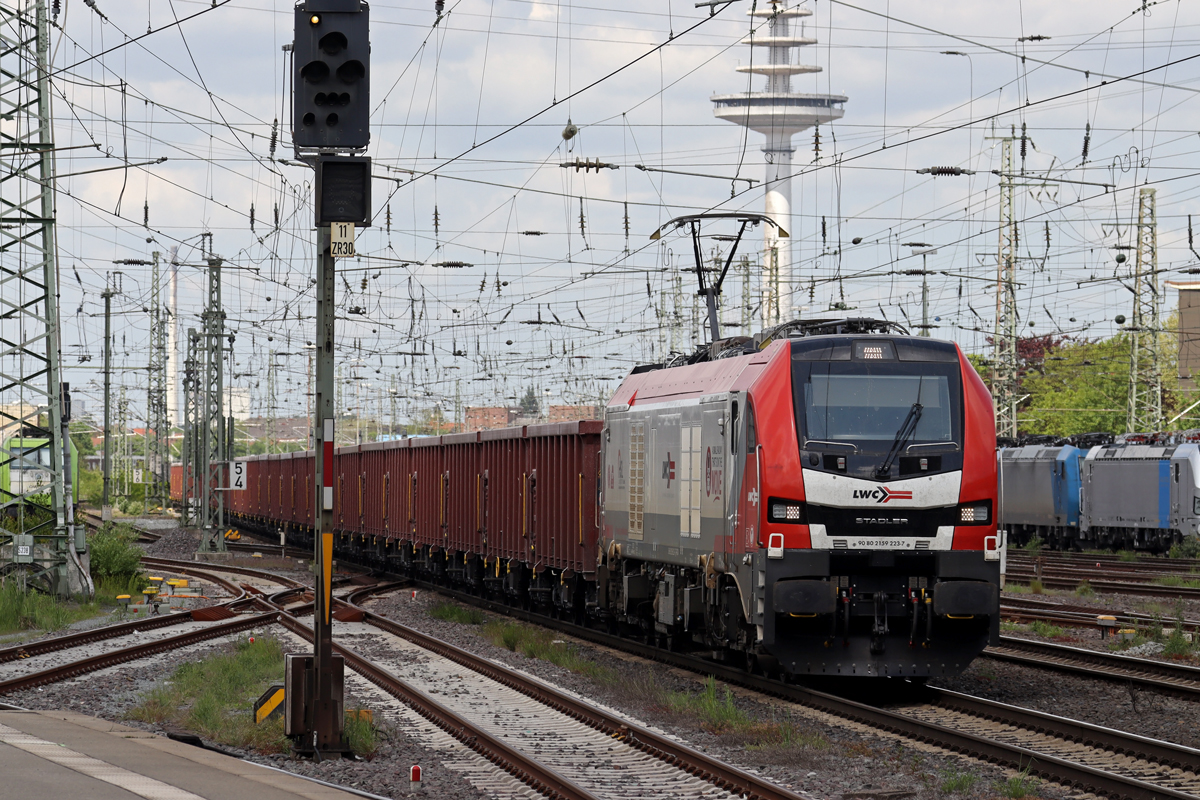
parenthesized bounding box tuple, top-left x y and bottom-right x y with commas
(870, 591, 890, 654)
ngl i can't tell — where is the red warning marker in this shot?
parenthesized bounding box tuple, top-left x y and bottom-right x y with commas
(249, 637, 255, 644)
(411, 590, 417, 599)
(410, 764, 422, 790)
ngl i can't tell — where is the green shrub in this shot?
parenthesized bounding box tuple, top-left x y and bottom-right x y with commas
(343, 707, 378, 758)
(1029, 579, 1044, 594)
(1030, 621, 1065, 638)
(428, 601, 487, 625)
(1118, 550, 1139, 562)
(1075, 580, 1095, 597)
(88, 523, 143, 580)
(1169, 538, 1200, 559)
(1022, 536, 1045, 552)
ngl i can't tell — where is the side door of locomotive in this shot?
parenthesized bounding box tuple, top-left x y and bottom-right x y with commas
(699, 404, 728, 551)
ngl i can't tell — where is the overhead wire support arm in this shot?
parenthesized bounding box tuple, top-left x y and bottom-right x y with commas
(635, 164, 758, 186)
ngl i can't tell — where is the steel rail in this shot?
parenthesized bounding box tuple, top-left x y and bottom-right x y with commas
(0, 612, 278, 695)
(1004, 572, 1200, 599)
(411, 580, 1200, 800)
(336, 599, 809, 800)
(984, 638, 1200, 699)
(272, 611, 601, 800)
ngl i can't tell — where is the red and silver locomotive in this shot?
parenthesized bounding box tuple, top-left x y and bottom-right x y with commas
(215, 318, 999, 680)
(599, 319, 1000, 678)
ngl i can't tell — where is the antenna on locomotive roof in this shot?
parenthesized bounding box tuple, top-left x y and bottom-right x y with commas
(649, 212, 787, 344)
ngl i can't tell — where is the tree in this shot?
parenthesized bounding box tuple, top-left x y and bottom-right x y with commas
(69, 419, 96, 457)
(519, 386, 540, 418)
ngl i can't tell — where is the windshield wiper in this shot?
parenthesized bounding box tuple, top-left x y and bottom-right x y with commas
(875, 402, 922, 479)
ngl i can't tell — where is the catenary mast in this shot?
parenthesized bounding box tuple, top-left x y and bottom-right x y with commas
(712, 2, 846, 326)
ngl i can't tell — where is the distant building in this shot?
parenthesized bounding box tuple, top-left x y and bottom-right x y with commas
(1168, 281, 1200, 391)
(465, 406, 517, 430)
(548, 405, 602, 423)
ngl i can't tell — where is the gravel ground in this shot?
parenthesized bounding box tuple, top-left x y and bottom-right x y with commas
(364, 591, 1067, 800)
(1001, 587, 1200, 666)
(936, 657, 1200, 749)
(2, 626, 491, 800)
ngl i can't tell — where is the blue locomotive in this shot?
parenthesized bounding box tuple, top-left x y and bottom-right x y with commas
(999, 436, 1200, 553)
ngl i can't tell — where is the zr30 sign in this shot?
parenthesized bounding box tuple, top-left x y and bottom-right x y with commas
(331, 222, 356, 258)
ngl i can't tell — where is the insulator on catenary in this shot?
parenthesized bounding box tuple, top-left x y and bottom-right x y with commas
(1020, 122, 1028, 159)
(250, 204, 255, 232)
(143, 200, 149, 229)
(1081, 122, 1091, 163)
(916, 166, 975, 176)
(269, 118, 278, 159)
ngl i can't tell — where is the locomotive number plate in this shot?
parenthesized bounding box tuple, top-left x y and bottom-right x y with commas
(846, 538, 915, 549)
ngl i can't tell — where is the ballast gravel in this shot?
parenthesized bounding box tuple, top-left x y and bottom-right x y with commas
(364, 591, 1069, 800)
(2, 627, 490, 800)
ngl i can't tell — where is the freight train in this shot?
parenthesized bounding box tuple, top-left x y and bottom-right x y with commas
(999, 434, 1200, 553)
(176, 319, 1002, 679)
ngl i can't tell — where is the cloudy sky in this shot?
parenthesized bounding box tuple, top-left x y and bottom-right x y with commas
(15, 0, 1200, 427)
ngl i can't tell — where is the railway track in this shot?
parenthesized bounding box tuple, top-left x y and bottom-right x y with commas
(0, 558, 812, 800)
(408, 579, 1200, 800)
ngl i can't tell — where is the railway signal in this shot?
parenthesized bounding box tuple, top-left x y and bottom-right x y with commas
(293, 1, 370, 151)
(287, 0, 372, 759)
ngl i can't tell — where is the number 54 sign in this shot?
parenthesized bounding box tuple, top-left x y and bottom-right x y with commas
(331, 222, 355, 258)
(229, 461, 246, 491)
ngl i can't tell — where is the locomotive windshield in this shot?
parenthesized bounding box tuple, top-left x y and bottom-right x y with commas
(791, 337, 963, 476)
(803, 371, 954, 446)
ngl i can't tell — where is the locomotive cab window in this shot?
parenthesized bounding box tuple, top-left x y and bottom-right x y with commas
(793, 339, 963, 479)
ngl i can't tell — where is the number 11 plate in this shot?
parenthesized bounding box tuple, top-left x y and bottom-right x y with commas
(331, 222, 355, 258)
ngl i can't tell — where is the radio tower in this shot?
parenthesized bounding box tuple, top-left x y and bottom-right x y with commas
(712, 2, 846, 327)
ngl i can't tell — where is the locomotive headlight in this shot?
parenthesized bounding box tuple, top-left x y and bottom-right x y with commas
(958, 503, 990, 523)
(769, 500, 806, 524)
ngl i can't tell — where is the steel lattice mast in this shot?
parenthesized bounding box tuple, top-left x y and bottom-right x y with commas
(992, 137, 1019, 440)
(0, 0, 74, 594)
(1127, 187, 1162, 433)
(200, 245, 226, 553)
(147, 250, 169, 508)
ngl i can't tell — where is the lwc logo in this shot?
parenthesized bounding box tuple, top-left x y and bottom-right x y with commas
(852, 486, 914, 504)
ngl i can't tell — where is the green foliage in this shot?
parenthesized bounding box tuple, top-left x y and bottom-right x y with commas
(0, 582, 102, 634)
(1169, 538, 1200, 559)
(88, 522, 143, 580)
(343, 707, 379, 758)
(481, 620, 614, 681)
(1019, 335, 1132, 436)
(68, 420, 97, 457)
(1075, 580, 1095, 597)
(1030, 621, 1065, 638)
(77, 468, 103, 507)
(519, 386, 540, 417)
(1118, 550, 1140, 562)
(660, 676, 827, 750)
(127, 635, 292, 753)
(428, 601, 487, 625)
(1153, 575, 1200, 589)
(997, 770, 1039, 799)
(1021, 535, 1044, 552)
(940, 768, 980, 794)
(1029, 578, 1045, 595)
(665, 676, 751, 731)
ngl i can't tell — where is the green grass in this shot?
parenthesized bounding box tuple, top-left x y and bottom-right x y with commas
(1029, 579, 1045, 595)
(1000, 620, 1023, 632)
(1153, 575, 1200, 589)
(1118, 550, 1140, 562)
(1075, 580, 1096, 597)
(997, 769, 1039, 798)
(481, 620, 614, 682)
(1169, 538, 1200, 559)
(428, 601, 487, 625)
(1021, 536, 1045, 552)
(1162, 627, 1193, 658)
(127, 635, 292, 753)
(940, 768, 980, 794)
(343, 707, 379, 758)
(1029, 620, 1065, 639)
(661, 676, 827, 751)
(0, 581, 104, 635)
